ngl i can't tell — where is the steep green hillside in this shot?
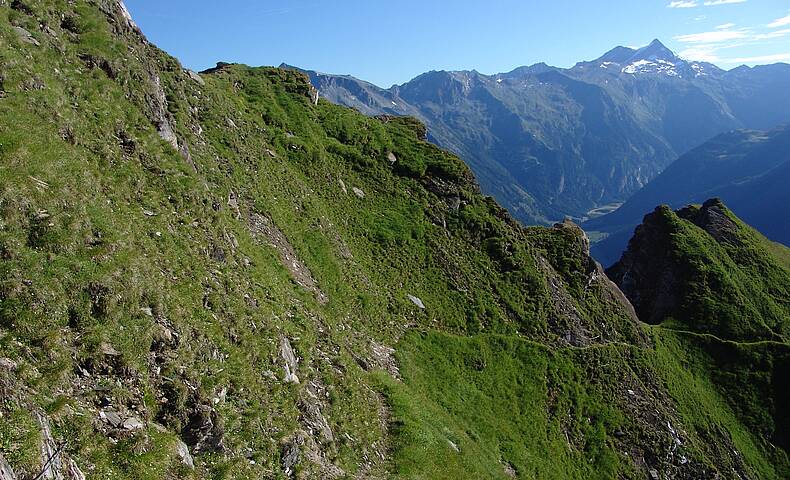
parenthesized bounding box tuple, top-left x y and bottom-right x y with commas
(0, 2, 787, 479)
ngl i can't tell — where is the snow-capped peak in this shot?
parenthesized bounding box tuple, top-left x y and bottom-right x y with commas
(619, 39, 683, 77)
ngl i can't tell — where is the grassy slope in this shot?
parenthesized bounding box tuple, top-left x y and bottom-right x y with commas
(0, 2, 786, 479)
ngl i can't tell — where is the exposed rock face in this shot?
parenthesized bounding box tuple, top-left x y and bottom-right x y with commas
(0, 453, 16, 480)
(182, 405, 225, 454)
(148, 74, 179, 149)
(12, 26, 39, 46)
(606, 205, 683, 324)
(676, 198, 740, 246)
(280, 336, 300, 384)
(248, 213, 328, 304)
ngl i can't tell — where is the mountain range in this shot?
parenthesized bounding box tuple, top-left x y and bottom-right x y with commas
(1, 1, 789, 479)
(586, 123, 790, 265)
(290, 39, 790, 225)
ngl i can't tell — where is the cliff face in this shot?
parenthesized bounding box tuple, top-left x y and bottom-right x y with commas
(0, 2, 788, 479)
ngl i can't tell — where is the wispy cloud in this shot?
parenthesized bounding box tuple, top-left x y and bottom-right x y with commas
(676, 20, 790, 66)
(768, 14, 790, 28)
(667, 1, 698, 8)
(675, 29, 750, 43)
(752, 29, 790, 40)
(667, 0, 746, 7)
(703, 0, 747, 5)
(723, 52, 790, 64)
(679, 45, 721, 62)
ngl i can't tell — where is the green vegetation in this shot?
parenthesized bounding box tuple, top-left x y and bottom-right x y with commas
(0, 2, 787, 479)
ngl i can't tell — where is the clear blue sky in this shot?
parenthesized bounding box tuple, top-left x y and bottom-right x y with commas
(125, 0, 790, 87)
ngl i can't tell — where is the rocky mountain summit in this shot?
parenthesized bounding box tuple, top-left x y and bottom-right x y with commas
(0, 1, 788, 479)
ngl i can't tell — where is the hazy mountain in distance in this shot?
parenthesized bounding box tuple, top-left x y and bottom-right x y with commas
(288, 40, 790, 225)
(586, 124, 790, 265)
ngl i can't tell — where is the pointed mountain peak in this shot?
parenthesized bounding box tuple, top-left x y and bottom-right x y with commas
(596, 46, 637, 64)
(630, 39, 677, 62)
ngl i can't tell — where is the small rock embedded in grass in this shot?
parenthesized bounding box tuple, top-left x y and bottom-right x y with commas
(175, 438, 195, 469)
(13, 26, 40, 46)
(100, 342, 121, 356)
(0, 358, 17, 371)
(100, 410, 124, 428)
(186, 69, 205, 86)
(352, 187, 365, 199)
(123, 416, 144, 431)
(408, 294, 425, 309)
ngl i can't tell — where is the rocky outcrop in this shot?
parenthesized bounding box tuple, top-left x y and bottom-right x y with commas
(676, 198, 740, 246)
(0, 453, 16, 480)
(606, 205, 686, 324)
(280, 336, 300, 384)
(248, 213, 328, 304)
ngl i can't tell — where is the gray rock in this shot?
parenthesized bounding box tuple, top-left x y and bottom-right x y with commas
(174, 438, 194, 469)
(338, 178, 347, 194)
(352, 187, 365, 199)
(407, 294, 425, 309)
(116, 1, 140, 31)
(281, 439, 300, 477)
(649, 468, 659, 480)
(0, 452, 16, 480)
(100, 410, 123, 428)
(100, 342, 120, 356)
(63, 458, 85, 480)
(280, 337, 300, 384)
(186, 69, 205, 86)
(300, 382, 334, 443)
(150, 74, 179, 149)
(387, 152, 397, 164)
(13, 26, 40, 46)
(36, 412, 63, 480)
(122, 416, 144, 431)
(0, 358, 17, 371)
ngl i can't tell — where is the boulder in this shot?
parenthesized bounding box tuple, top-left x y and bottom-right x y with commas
(99, 410, 123, 428)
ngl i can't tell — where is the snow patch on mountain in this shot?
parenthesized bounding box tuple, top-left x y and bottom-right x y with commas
(622, 59, 680, 77)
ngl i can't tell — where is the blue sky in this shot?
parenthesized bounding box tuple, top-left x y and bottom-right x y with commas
(124, 0, 790, 87)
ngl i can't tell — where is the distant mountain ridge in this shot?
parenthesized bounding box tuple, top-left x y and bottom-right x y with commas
(586, 123, 790, 266)
(288, 40, 790, 225)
